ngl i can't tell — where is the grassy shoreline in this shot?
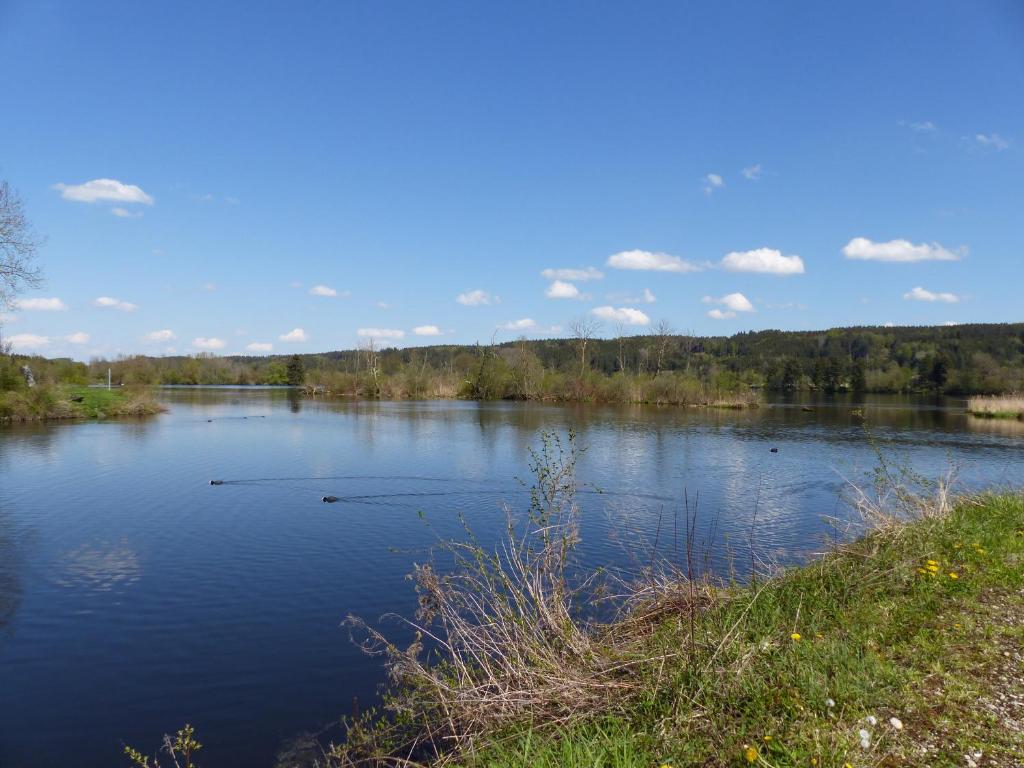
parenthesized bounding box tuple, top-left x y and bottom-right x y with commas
(0, 385, 165, 422)
(323, 483, 1024, 768)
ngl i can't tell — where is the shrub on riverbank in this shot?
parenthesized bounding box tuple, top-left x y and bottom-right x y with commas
(0, 385, 164, 421)
(968, 394, 1024, 419)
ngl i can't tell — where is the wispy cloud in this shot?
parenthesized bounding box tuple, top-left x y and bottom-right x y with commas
(707, 308, 737, 320)
(246, 342, 273, 352)
(456, 289, 497, 306)
(605, 288, 656, 304)
(144, 329, 176, 342)
(540, 267, 603, 281)
(590, 306, 650, 326)
(309, 284, 344, 297)
(842, 237, 961, 262)
(192, 337, 226, 350)
(7, 333, 50, 350)
(65, 331, 90, 344)
(357, 327, 404, 339)
(545, 280, 587, 300)
(901, 120, 937, 133)
(53, 178, 154, 205)
(702, 173, 725, 195)
(94, 296, 138, 311)
(499, 318, 536, 331)
(413, 325, 443, 336)
(703, 292, 755, 313)
(721, 248, 805, 275)
(903, 286, 960, 303)
(279, 328, 308, 343)
(741, 163, 763, 180)
(14, 297, 67, 311)
(111, 207, 144, 218)
(974, 132, 1010, 151)
(606, 250, 702, 273)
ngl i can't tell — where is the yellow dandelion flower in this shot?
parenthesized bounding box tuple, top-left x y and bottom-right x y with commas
(916, 567, 927, 574)
(949, 572, 959, 580)
(744, 745, 759, 763)
(954, 623, 962, 629)
(811, 759, 818, 766)
(927, 559, 938, 566)
(762, 735, 773, 742)
(926, 563, 939, 572)
(791, 632, 802, 642)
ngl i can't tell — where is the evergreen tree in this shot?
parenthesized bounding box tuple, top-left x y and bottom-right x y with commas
(286, 355, 305, 386)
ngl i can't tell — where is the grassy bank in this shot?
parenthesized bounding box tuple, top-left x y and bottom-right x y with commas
(444, 492, 1024, 768)
(0, 385, 165, 422)
(968, 394, 1024, 420)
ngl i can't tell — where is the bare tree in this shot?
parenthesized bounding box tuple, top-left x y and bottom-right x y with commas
(569, 317, 601, 378)
(1, 181, 43, 309)
(650, 319, 674, 375)
(614, 323, 627, 373)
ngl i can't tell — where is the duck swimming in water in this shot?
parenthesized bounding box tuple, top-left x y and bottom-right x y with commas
(322, 495, 339, 503)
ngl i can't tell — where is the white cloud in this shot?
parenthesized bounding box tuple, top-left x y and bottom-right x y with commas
(545, 280, 585, 300)
(94, 296, 138, 312)
(903, 286, 960, 303)
(975, 133, 1010, 151)
(63, 331, 89, 345)
(246, 342, 273, 352)
(193, 337, 226, 350)
(842, 237, 961, 262)
(499, 318, 537, 331)
(279, 328, 308, 343)
(111, 207, 144, 218)
(53, 178, 154, 205)
(721, 247, 805, 275)
(703, 292, 755, 313)
(702, 173, 725, 195)
(376, 301, 392, 309)
(707, 309, 737, 320)
(456, 289, 496, 306)
(590, 306, 651, 326)
(606, 249, 702, 273)
(413, 325, 443, 336)
(357, 327, 405, 339)
(309, 284, 338, 297)
(742, 163, 763, 180)
(540, 267, 604, 281)
(606, 288, 656, 304)
(14, 297, 67, 311)
(7, 333, 50, 350)
(144, 329, 176, 342)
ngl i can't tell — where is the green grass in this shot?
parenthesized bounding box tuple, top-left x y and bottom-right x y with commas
(457, 494, 1024, 768)
(0, 385, 164, 421)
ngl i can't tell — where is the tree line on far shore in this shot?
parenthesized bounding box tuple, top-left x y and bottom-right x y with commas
(4, 322, 1022, 405)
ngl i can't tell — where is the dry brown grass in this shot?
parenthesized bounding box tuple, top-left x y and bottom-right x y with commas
(968, 394, 1024, 419)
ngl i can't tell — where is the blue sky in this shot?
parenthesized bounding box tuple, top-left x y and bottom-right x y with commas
(1, 1, 1021, 359)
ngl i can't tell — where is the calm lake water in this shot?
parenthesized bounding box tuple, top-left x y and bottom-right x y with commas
(1, 388, 1022, 767)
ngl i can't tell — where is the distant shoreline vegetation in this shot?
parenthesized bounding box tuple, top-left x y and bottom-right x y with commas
(967, 394, 1024, 420)
(3, 323, 1023, 411)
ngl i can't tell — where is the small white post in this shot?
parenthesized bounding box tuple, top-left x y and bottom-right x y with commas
(108, 368, 112, 390)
